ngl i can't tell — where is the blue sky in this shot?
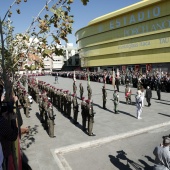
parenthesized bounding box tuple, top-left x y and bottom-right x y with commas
(0, 0, 140, 47)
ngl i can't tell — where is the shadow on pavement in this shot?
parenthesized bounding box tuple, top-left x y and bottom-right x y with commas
(144, 155, 155, 163)
(21, 125, 38, 150)
(152, 98, 170, 102)
(109, 150, 153, 170)
(155, 101, 170, 105)
(158, 113, 170, 117)
(93, 102, 114, 114)
(118, 110, 136, 119)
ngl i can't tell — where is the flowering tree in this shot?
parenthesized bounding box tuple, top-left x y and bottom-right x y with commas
(0, 0, 89, 101)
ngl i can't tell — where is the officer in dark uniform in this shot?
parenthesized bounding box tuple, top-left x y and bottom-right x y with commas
(72, 94, 79, 124)
(79, 82, 84, 100)
(81, 97, 87, 131)
(102, 86, 107, 109)
(115, 75, 120, 92)
(155, 78, 161, 100)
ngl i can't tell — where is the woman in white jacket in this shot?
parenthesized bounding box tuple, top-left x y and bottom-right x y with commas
(141, 86, 145, 107)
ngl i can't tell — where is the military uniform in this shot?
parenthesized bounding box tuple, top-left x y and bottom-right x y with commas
(73, 81, 77, 94)
(63, 91, 67, 115)
(47, 103, 55, 138)
(113, 90, 119, 114)
(81, 97, 87, 131)
(79, 83, 84, 100)
(86, 100, 95, 136)
(23, 92, 30, 118)
(66, 92, 72, 118)
(87, 85, 92, 100)
(102, 86, 107, 109)
(72, 94, 79, 124)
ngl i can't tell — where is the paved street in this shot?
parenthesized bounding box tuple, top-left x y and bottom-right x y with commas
(21, 76, 170, 170)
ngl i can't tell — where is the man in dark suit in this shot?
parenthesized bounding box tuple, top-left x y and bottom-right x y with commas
(145, 86, 152, 107)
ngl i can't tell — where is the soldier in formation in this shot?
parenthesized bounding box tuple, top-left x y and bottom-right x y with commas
(79, 82, 84, 100)
(73, 81, 77, 94)
(47, 102, 56, 138)
(72, 94, 79, 124)
(66, 91, 72, 119)
(113, 90, 119, 114)
(87, 84, 92, 100)
(81, 97, 87, 131)
(86, 100, 95, 136)
(102, 86, 107, 109)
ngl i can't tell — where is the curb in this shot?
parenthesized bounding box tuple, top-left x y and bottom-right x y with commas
(51, 121, 170, 170)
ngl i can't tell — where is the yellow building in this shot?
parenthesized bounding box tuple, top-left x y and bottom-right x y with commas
(75, 0, 170, 72)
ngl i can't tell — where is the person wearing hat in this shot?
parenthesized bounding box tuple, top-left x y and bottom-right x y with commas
(43, 98, 49, 129)
(153, 136, 170, 170)
(79, 82, 84, 100)
(102, 86, 107, 109)
(135, 90, 142, 119)
(59, 89, 64, 112)
(63, 91, 67, 115)
(66, 91, 72, 118)
(23, 92, 30, 118)
(145, 86, 152, 107)
(86, 100, 95, 136)
(47, 102, 55, 138)
(35, 85, 40, 103)
(81, 97, 87, 131)
(39, 94, 44, 123)
(72, 93, 79, 124)
(87, 84, 92, 100)
(73, 81, 77, 94)
(113, 90, 119, 114)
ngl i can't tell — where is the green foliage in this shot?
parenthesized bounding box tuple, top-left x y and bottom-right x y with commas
(0, 0, 89, 76)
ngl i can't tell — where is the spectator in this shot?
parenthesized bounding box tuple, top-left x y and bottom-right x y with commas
(153, 136, 170, 170)
(0, 142, 3, 170)
(0, 105, 18, 168)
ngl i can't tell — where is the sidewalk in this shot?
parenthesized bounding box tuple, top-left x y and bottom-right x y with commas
(21, 76, 170, 170)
